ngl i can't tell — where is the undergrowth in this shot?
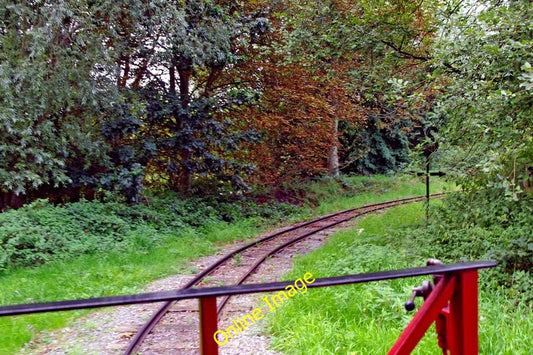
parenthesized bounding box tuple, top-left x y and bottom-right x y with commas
(0, 175, 447, 271)
(409, 189, 533, 305)
(0, 195, 298, 271)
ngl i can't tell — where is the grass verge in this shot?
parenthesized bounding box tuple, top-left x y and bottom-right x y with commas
(285, 174, 452, 222)
(267, 203, 533, 354)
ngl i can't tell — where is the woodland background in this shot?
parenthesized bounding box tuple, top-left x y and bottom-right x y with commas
(1, 0, 530, 209)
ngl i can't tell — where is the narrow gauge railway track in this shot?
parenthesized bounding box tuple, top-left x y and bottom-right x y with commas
(125, 194, 443, 354)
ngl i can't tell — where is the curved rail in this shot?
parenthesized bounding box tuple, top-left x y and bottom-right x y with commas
(124, 193, 444, 354)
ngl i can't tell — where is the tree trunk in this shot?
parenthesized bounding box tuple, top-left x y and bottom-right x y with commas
(328, 116, 340, 177)
(176, 57, 193, 193)
(0, 192, 24, 211)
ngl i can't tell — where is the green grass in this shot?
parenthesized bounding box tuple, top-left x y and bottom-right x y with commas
(0, 219, 260, 354)
(0, 174, 448, 353)
(266, 203, 533, 354)
(288, 174, 452, 221)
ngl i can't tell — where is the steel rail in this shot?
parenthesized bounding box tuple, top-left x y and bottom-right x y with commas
(124, 193, 444, 354)
(214, 195, 435, 312)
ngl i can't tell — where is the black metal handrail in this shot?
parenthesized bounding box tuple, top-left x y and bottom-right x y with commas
(0, 261, 496, 317)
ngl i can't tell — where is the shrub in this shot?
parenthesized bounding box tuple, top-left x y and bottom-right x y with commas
(407, 189, 533, 304)
(0, 192, 305, 271)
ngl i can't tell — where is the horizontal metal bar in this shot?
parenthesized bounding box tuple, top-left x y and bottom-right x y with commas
(405, 171, 446, 177)
(0, 261, 496, 317)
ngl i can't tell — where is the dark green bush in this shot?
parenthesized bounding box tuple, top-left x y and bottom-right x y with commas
(339, 115, 411, 175)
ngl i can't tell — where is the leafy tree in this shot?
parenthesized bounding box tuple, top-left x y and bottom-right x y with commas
(232, 1, 369, 183)
(0, 1, 121, 208)
(0, 0, 269, 207)
(239, 62, 347, 184)
(432, 0, 533, 198)
(109, 0, 268, 193)
(274, 0, 437, 177)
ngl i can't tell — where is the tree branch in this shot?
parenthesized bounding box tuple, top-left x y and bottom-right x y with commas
(381, 40, 430, 61)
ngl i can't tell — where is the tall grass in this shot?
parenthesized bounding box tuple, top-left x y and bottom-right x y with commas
(267, 204, 533, 354)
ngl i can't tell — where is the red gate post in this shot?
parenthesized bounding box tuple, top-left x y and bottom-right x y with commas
(448, 270, 479, 354)
(389, 276, 456, 355)
(199, 297, 219, 355)
(389, 269, 481, 355)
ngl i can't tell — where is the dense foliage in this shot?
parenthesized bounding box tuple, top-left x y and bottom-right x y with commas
(0, 193, 298, 271)
(0, 1, 119, 207)
(1, 0, 531, 205)
(0, 0, 270, 207)
(128, 0, 267, 192)
(432, 0, 533, 196)
(418, 190, 533, 303)
(254, 0, 436, 178)
(1, 0, 442, 205)
(340, 115, 412, 174)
